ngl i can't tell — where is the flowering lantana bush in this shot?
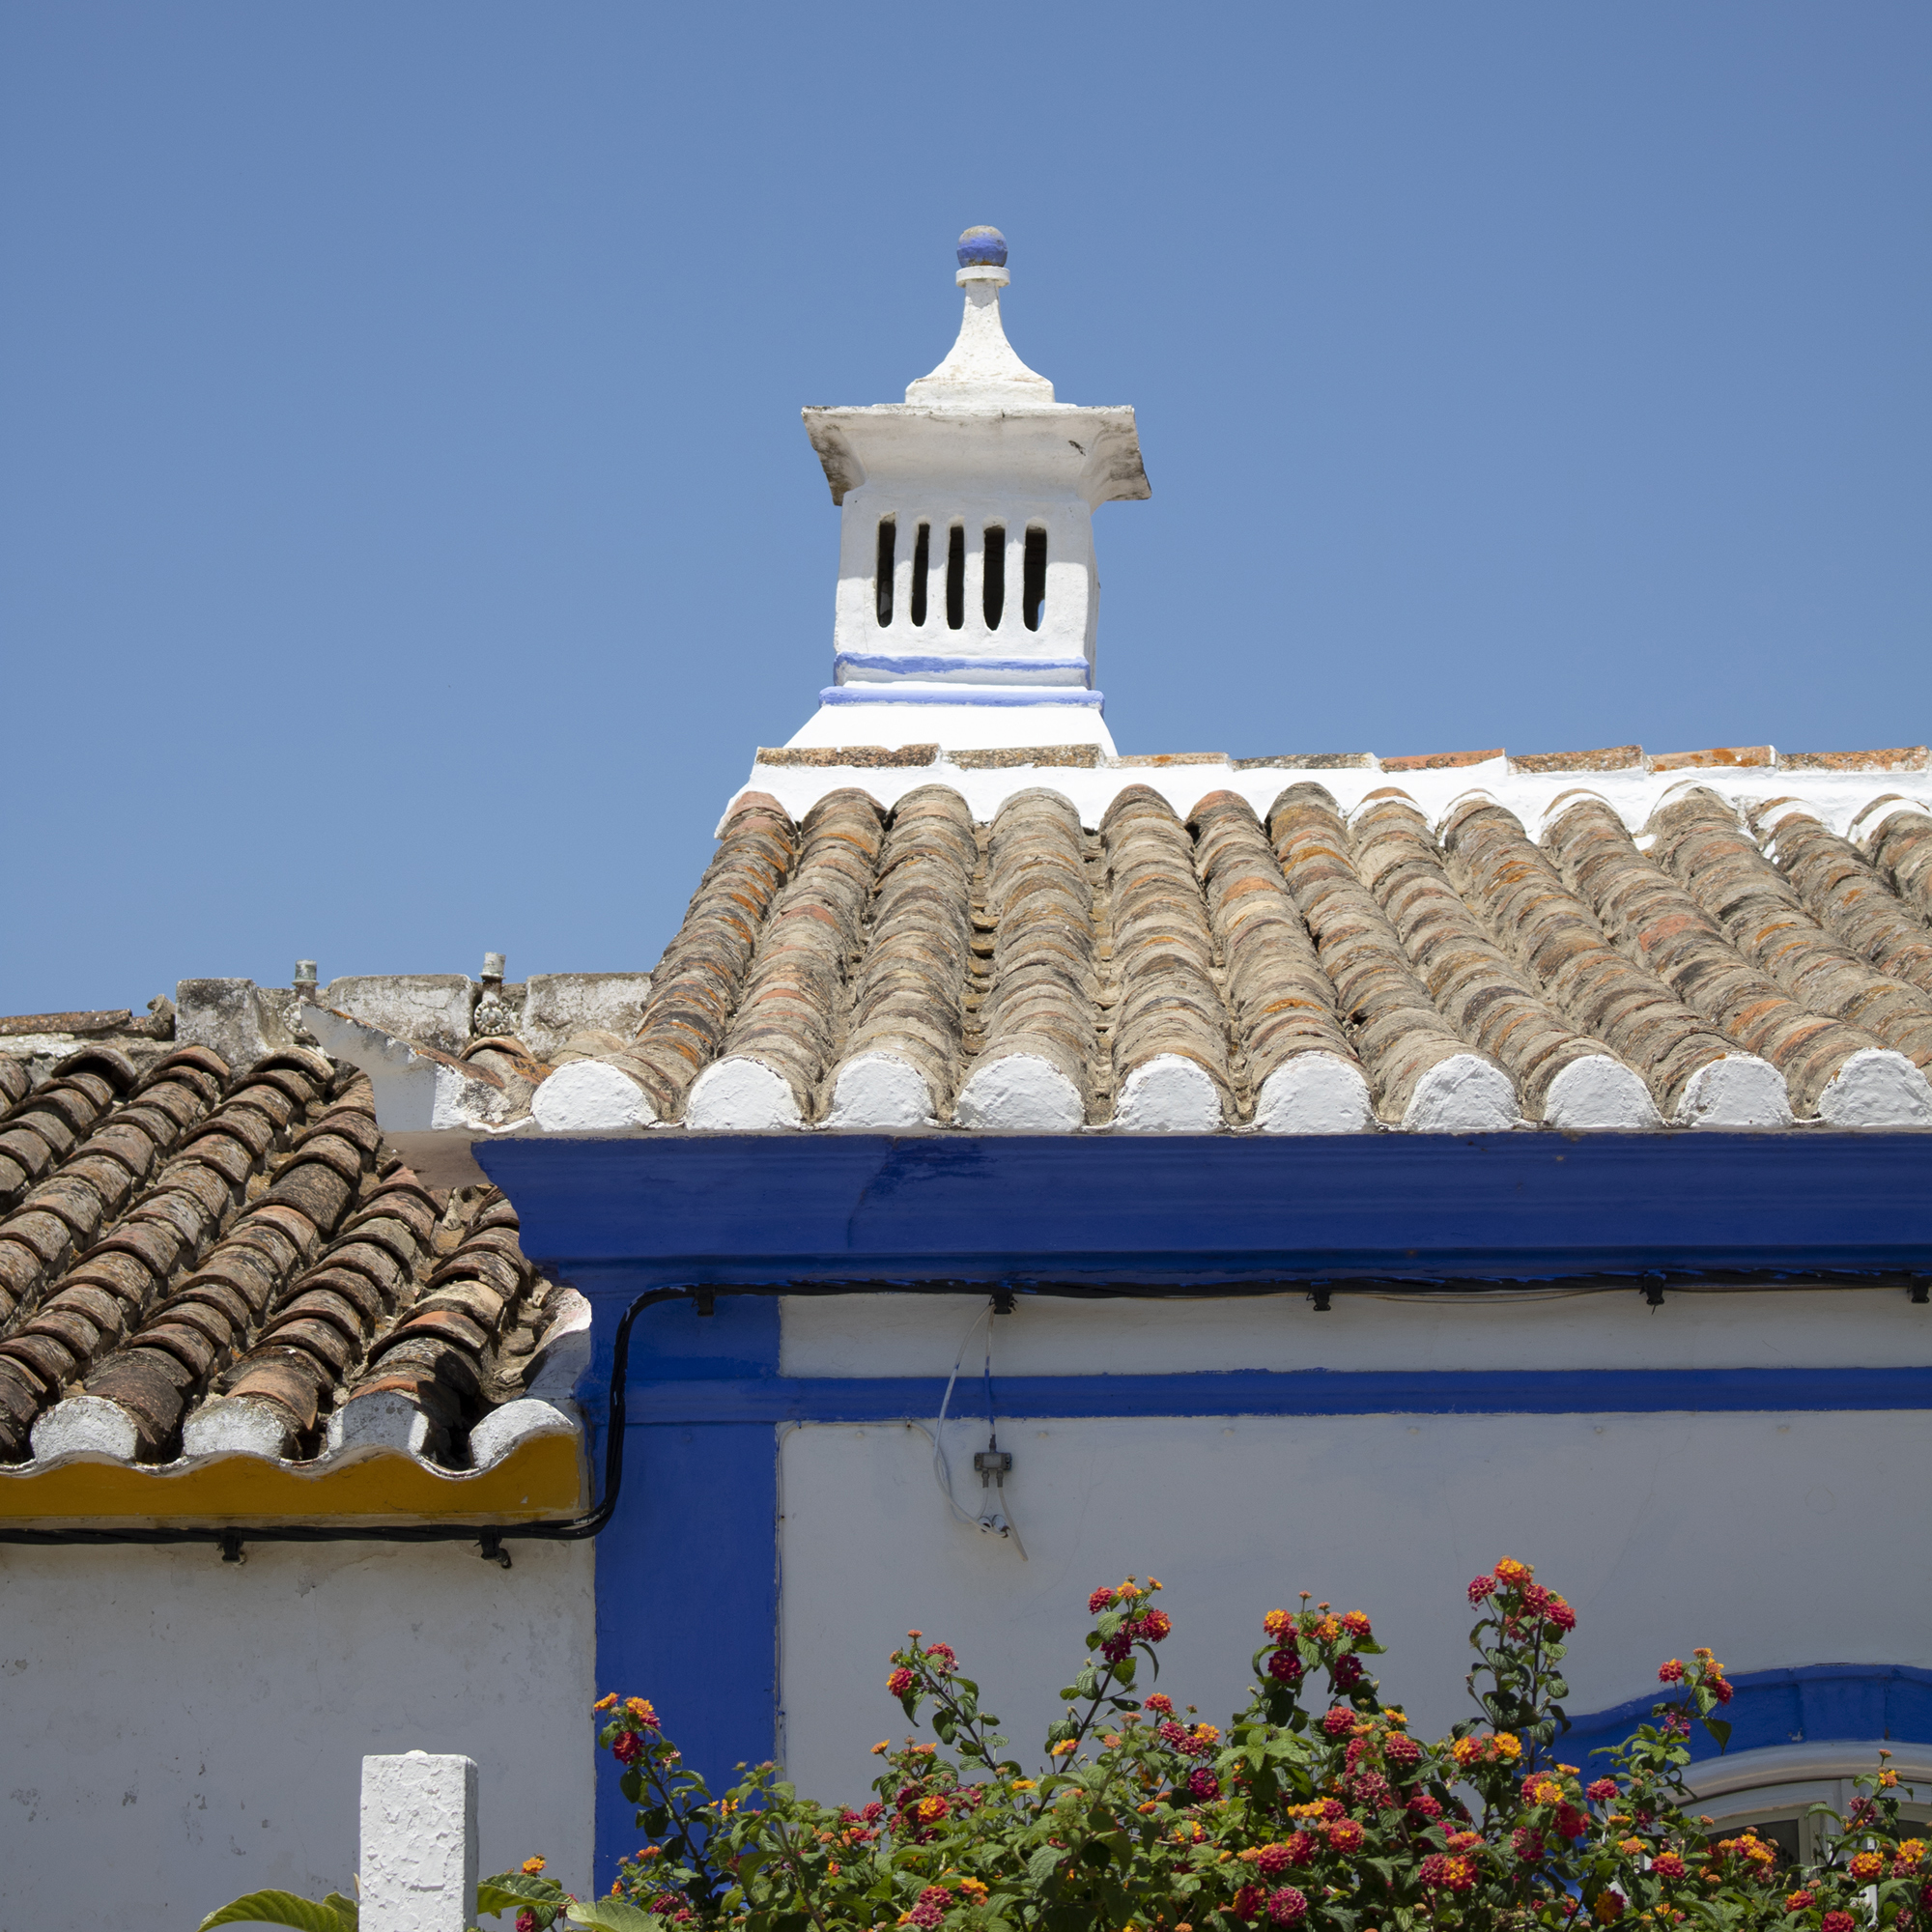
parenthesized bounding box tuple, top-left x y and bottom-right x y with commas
(568, 1562, 1923, 1932)
(202, 1559, 1926, 1932)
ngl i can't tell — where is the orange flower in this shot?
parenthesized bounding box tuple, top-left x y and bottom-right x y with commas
(1494, 1557, 1533, 1586)
(1263, 1609, 1295, 1639)
(522, 1857, 547, 1875)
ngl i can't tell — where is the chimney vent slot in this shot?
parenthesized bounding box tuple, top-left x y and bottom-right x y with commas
(946, 524, 966, 631)
(1022, 526, 1048, 631)
(982, 525, 1007, 631)
(874, 518, 895, 627)
(910, 523, 930, 628)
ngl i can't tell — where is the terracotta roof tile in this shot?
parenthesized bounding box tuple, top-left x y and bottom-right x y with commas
(1380, 749, 1504, 773)
(0, 1042, 570, 1480)
(951, 745, 1100, 770)
(756, 745, 938, 768)
(1649, 745, 1774, 772)
(1509, 746, 1644, 774)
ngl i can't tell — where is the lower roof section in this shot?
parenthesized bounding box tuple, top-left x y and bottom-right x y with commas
(477, 1129, 1932, 1287)
(0, 1427, 585, 1528)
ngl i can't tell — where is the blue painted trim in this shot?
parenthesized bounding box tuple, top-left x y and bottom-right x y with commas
(476, 1132, 1932, 1284)
(621, 1366, 1932, 1421)
(834, 652, 1090, 679)
(1564, 1665, 1932, 1769)
(817, 685, 1106, 707)
(590, 1296, 781, 1891)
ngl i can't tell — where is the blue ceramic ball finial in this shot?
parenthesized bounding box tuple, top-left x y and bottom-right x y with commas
(956, 226, 1009, 270)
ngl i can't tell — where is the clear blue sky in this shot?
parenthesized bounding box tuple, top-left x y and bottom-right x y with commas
(4, 3, 1927, 1015)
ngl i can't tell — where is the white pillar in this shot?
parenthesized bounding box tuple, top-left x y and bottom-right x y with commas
(359, 1751, 478, 1932)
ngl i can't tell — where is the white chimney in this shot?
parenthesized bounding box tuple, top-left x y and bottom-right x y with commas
(795, 228, 1149, 752)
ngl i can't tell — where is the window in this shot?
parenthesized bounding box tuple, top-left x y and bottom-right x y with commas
(874, 518, 895, 627)
(1022, 526, 1047, 631)
(982, 526, 1006, 630)
(1692, 1756, 1932, 1869)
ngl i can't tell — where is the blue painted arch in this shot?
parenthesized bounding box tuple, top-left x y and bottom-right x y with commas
(1564, 1664, 1932, 1772)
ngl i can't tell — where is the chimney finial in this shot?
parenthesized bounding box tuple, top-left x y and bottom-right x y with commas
(906, 225, 1050, 404)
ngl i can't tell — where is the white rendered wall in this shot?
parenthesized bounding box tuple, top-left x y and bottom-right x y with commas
(779, 1408, 1932, 1802)
(775, 1291, 1932, 1801)
(781, 1288, 1932, 1377)
(0, 1540, 594, 1928)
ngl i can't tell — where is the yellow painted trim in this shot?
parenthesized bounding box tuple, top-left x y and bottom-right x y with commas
(0, 1431, 587, 1528)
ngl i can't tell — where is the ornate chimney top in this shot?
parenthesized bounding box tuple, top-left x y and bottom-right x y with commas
(905, 227, 1054, 408)
(792, 231, 1149, 753)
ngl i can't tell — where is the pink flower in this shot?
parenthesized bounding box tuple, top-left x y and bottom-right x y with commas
(611, 1732, 642, 1766)
(1385, 1734, 1422, 1768)
(1254, 1843, 1294, 1879)
(1267, 1649, 1304, 1684)
(1088, 1586, 1117, 1615)
(1587, 1778, 1618, 1804)
(888, 1667, 916, 1699)
(1286, 1831, 1317, 1864)
(1144, 1693, 1174, 1716)
(1267, 1888, 1308, 1925)
(1354, 1772, 1395, 1811)
(1232, 1885, 1264, 1921)
(1658, 1660, 1685, 1685)
(1406, 1793, 1444, 1821)
(1468, 1576, 1496, 1605)
(1651, 1854, 1686, 1880)
(1188, 1768, 1220, 1802)
(1321, 1707, 1355, 1738)
(1331, 1655, 1364, 1689)
(1821, 1916, 1855, 1932)
(923, 1643, 956, 1672)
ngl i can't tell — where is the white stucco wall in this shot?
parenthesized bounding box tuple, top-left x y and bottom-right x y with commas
(775, 1291, 1932, 1801)
(0, 1538, 594, 1931)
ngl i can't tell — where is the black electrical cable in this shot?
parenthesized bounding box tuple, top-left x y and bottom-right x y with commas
(0, 1269, 1916, 1558)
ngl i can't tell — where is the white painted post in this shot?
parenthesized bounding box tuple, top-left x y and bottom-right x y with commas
(359, 1751, 478, 1932)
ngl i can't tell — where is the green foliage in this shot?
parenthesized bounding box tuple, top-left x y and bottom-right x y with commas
(203, 1558, 1931, 1932)
(582, 1561, 1928, 1932)
(197, 1890, 356, 1932)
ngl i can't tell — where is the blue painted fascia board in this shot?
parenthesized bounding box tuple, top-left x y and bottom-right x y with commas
(479, 1132, 1932, 1284)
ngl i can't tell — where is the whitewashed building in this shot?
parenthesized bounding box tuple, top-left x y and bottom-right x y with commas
(4, 226, 1932, 1919)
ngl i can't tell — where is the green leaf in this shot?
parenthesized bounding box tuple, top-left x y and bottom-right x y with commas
(1702, 1716, 1732, 1751)
(567, 1901, 666, 1932)
(479, 1875, 565, 1917)
(324, 1898, 359, 1932)
(1027, 1847, 1064, 1886)
(198, 1891, 355, 1932)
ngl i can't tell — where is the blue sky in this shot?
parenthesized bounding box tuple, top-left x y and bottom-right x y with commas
(3, 3, 1927, 1014)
